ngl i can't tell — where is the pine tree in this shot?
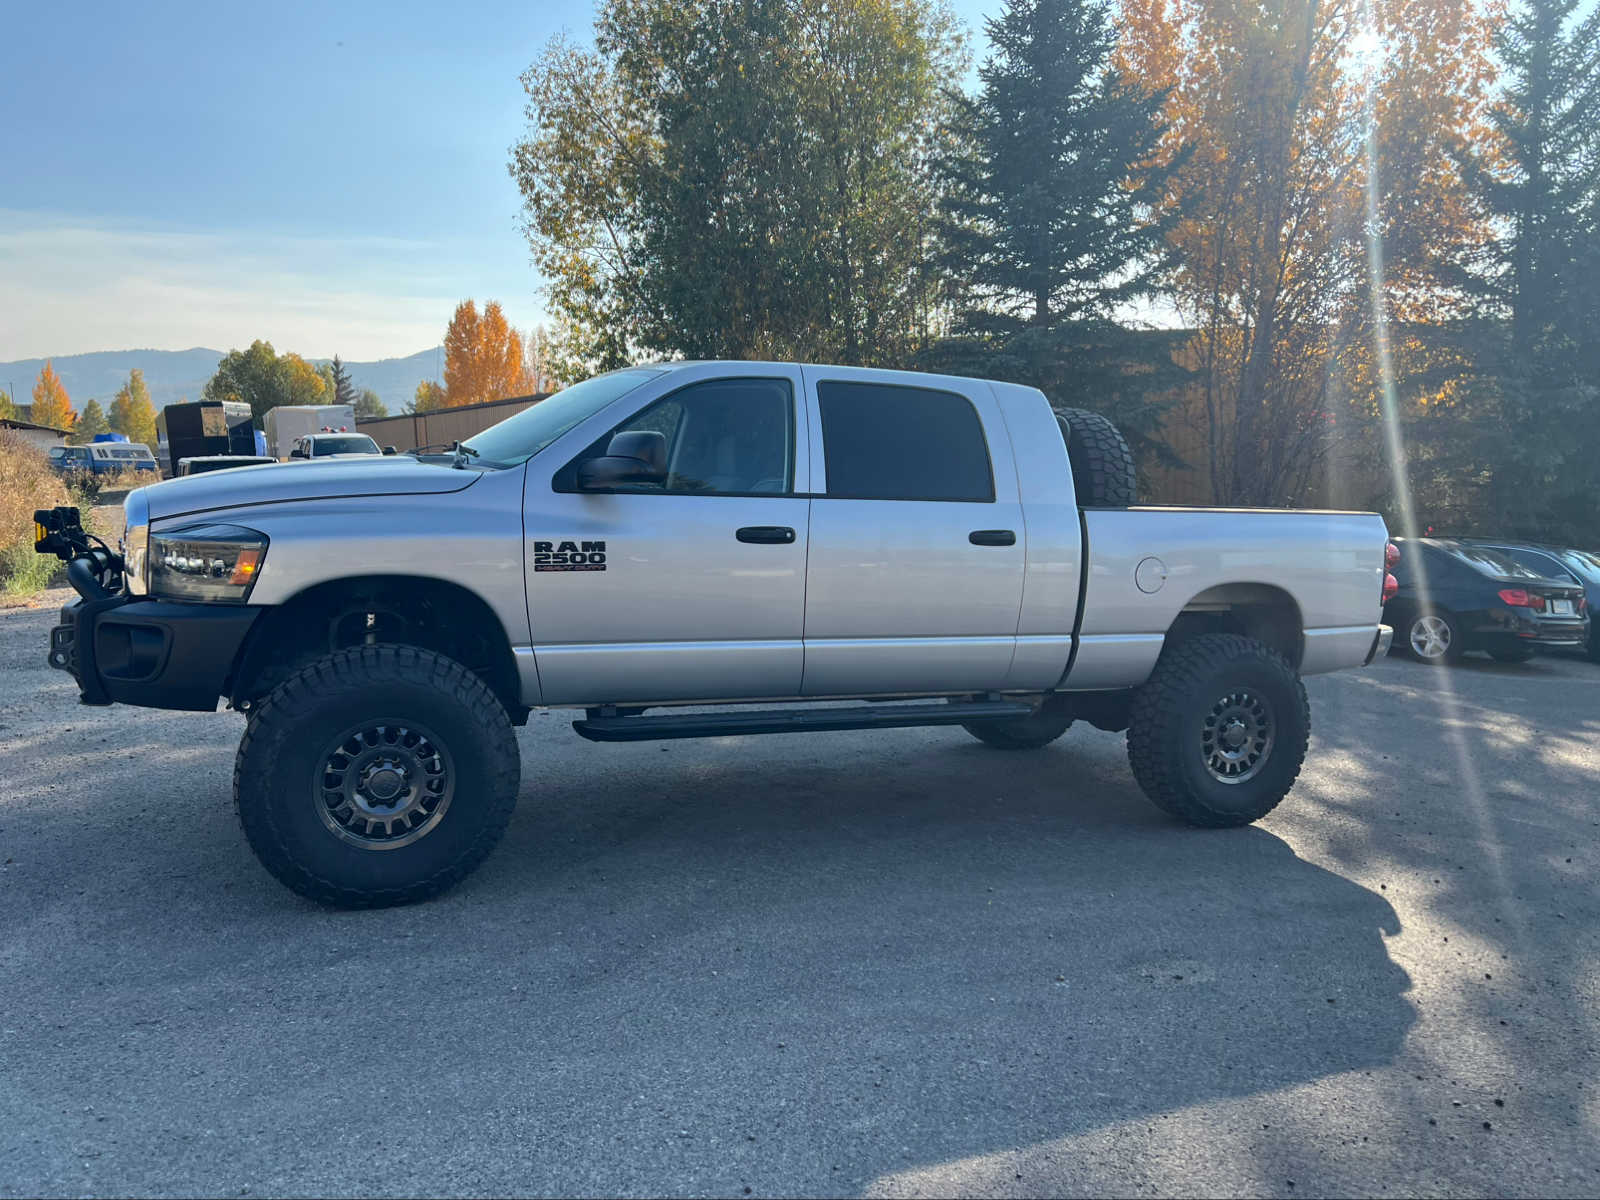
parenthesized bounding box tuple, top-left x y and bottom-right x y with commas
(330, 355, 358, 408)
(72, 399, 111, 444)
(929, 0, 1183, 454)
(1455, 0, 1600, 538)
(30, 362, 75, 430)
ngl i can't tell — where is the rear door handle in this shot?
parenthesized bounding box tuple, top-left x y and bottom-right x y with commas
(969, 529, 1016, 547)
(737, 526, 796, 544)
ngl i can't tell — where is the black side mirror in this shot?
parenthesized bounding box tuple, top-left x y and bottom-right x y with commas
(577, 430, 668, 490)
(383, 446, 398, 455)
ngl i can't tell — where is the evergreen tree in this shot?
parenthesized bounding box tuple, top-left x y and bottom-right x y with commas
(1455, 0, 1600, 539)
(71, 399, 111, 444)
(928, 0, 1183, 455)
(330, 355, 358, 409)
(354, 388, 387, 420)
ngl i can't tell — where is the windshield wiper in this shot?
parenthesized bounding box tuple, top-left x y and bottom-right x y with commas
(451, 441, 480, 469)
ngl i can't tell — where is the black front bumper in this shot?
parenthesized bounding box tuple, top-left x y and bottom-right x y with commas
(49, 595, 263, 711)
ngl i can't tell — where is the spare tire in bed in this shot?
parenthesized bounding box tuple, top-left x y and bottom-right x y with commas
(1055, 407, 1137, 508)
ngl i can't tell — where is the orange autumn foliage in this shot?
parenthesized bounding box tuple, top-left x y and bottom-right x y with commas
(442, 300, 533, 408)
(30, 361, 75, 431)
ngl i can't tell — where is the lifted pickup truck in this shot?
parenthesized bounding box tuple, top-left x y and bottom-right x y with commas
(36, 362, 1394, 907)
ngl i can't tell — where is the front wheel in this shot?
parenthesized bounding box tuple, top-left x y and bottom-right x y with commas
(1126, 633, 1310, 828)
(234, 644, 521, 908)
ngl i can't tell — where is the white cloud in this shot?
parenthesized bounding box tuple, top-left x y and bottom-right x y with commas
(0, 212, 545, 361)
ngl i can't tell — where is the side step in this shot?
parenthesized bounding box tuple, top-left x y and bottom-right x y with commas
(573, 700, 1036, 743)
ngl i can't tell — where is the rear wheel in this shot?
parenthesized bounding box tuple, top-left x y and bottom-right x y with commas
(1403, 611, 1461, 665)
(234, 644, 520, 908)
(1127, 633, 1310, 828)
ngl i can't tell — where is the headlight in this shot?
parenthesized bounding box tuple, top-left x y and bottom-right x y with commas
(148, 524, 268, 604)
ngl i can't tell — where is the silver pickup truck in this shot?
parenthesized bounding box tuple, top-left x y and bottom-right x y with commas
(36, 362, 1394, 907)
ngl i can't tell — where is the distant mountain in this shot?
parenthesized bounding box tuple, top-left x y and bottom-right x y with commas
(0, 347, 443, 414)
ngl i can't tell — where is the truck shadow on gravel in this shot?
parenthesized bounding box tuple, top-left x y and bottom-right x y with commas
(3, 670, 1415, 1195)
(396, 723, 1416, 1193)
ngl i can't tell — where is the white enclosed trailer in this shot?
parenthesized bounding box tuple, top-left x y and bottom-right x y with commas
(262, 405, 357, 459)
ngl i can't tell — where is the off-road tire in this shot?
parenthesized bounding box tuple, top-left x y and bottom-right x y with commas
(1057, 408, 1137, 508)
(234, 644, 520, 908)
(961, 711, 1073, 750)
(1127, 633, 1310, 828)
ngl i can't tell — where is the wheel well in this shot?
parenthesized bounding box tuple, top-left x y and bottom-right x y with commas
(1165, 583, 1304, 668)
(228, 576, 524, 719)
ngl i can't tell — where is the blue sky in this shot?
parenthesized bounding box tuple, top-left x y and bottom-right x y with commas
(3, 0, 1001, 362)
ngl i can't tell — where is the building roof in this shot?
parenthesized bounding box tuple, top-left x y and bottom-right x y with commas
(1, 416, 71, 436)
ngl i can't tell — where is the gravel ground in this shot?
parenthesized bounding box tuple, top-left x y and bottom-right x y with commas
(1, 590, 1597, 1198)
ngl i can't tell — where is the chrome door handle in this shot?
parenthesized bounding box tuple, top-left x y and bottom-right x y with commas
(736, 526, 796, 544)
(969, 529, 1016, 547)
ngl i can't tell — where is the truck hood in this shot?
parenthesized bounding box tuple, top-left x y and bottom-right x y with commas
(140, 457, 484, 521)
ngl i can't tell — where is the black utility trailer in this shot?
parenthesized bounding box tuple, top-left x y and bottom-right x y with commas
(155, 401, 256, 477)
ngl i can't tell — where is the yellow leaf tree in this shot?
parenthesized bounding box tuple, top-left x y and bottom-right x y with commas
(443, 300, 529, 407)
(30, 362, 75, 431)
(108, 369, 158, 448)
(1116, 0, 1497, 507)
(413, 380, 446, 412)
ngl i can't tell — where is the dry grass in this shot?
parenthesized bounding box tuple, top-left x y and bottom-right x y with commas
(0, 431, 77, 597)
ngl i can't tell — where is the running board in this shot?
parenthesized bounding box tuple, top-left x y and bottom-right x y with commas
(573, 700, 1036, 743)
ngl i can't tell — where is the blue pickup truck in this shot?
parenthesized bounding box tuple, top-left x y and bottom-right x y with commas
(48, 439, 160, 478)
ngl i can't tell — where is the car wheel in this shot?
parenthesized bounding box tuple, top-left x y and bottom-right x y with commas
(1126, 633, 1310, 828)
(234, 644, 521, 908)
(961, 710, 1073, 750)
(1404, 611, 1461, 664)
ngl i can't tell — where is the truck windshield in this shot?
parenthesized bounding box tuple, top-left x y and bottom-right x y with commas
(459, 368, 663, 468)
(313, 435, 380, 456)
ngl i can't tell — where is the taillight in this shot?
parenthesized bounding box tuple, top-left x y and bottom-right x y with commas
(1580, 595, 1589, 615)
(1499, 588, 1546, 611)
(1382, 573, 1398, 603)
(1385, 541, 1400, 570)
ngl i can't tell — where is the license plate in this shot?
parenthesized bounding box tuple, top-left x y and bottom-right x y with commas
(1551, 598, 1573, 615)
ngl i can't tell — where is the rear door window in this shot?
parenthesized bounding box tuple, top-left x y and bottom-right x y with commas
(816, 381, 993, 501)
(1499, 547, 1578, 582)
(1441, 543, 1542, 579)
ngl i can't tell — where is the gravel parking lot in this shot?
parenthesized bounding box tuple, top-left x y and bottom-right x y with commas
(2, 590, 1597, 1198)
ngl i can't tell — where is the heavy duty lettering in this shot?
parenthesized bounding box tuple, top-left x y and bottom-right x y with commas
(533, 539, 608, 571)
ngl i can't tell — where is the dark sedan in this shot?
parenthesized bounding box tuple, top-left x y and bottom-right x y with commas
(1384, 538, 1589, 664)
(1459, 539, 1600, 662)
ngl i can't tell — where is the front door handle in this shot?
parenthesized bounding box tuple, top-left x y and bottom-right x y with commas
(969, 529, 1016, 547)
(737, 526, 796, 544)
